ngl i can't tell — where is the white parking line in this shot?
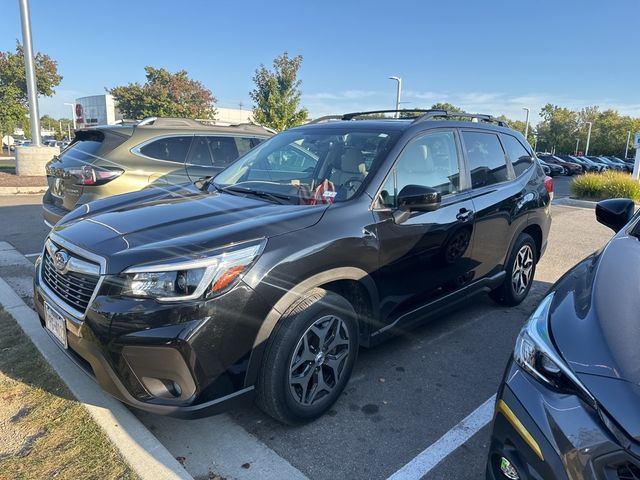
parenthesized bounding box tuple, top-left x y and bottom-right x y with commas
(386, 394, 496, 480)
(25, 252, 40, 258)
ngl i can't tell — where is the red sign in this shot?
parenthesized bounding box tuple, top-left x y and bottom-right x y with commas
(75, 103, 83, 118)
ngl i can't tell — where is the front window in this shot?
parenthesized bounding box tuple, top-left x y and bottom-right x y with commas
(213, 128, 400, 204)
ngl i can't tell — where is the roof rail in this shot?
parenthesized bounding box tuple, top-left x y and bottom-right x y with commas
(342, 109, 432, 121)
(307, 115, 345, 125)
(308, 109, 508, 127)
(135, 117, 207, 128)
(412, 110, 508, 127)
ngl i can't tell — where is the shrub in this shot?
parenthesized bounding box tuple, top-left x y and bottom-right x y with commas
(571, 171, 640, 201)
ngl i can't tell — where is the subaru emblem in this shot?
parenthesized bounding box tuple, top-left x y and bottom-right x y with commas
(53, 250, 70, 273)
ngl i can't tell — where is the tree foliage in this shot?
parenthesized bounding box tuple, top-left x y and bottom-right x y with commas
(250, 52, 308, 131)
(0, 42, 62, 137)
(430, 102, 465, 113)
(108, 67, 217, 120)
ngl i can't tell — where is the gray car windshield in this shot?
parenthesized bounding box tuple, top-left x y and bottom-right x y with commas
(213, 128, 400, 205)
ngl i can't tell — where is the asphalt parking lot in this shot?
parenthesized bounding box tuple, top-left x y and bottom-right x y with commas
(0, 186, 612, 479)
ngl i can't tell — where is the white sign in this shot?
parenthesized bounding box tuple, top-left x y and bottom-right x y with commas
(635, 132, 640, 149)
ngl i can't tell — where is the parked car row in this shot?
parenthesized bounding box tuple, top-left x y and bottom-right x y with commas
(538, 153, 635, 177)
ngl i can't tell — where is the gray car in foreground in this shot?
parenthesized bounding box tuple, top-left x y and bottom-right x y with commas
(487, 198, 640, 480)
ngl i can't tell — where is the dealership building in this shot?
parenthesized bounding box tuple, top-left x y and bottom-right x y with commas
(73, 95, 254, 127)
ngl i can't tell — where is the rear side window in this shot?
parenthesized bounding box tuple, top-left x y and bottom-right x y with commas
(139, 136, 192, 163)
(502, 134, 533, 177)
(60, 130, 127, 167)
(462, 131, 509, 188)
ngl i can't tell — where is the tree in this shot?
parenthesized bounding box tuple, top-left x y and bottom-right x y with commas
(0, 42, 62, 140)
(250, 52, 308, 131)
(535, 104, 578, 154)
(108, 66, 217, 120)
(430, 102, 465, 112)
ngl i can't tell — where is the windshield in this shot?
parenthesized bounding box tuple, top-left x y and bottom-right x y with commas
(213, 127, 401, 205)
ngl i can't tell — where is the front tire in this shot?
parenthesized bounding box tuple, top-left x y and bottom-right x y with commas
(490, 233, 537, 306)
(256, 288, 358, 424)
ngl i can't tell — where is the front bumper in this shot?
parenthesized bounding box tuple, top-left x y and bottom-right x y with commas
(486, 359, 640, 480)
(33, 258, 272, 418)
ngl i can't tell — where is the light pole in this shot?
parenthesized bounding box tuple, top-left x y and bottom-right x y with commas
(18, 0, 41, 146)
(575, 138, 580, 156)
(64, 102, 76, 130)
(625, 131, 631, 159)
(585, 121, 593, 156)
(388, 76, 402, 118)
(522, 107, 530, 140)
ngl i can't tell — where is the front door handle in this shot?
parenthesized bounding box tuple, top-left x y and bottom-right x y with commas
(456, 208, 474, 222)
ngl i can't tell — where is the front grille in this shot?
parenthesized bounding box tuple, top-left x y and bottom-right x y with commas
(619, 463, 640, 480)
(42, 249, 100, 314)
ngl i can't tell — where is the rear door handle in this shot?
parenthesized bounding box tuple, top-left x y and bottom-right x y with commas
(456, 208, 474, 221)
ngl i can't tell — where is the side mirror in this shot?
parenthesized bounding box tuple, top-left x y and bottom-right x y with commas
(397, 185, 442, 212)
(596, 198, 635, 232)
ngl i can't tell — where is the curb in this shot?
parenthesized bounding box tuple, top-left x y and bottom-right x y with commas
(0, 270, 193, 479)
(0, 185, 47, 195)
(553, 197, 598, 209)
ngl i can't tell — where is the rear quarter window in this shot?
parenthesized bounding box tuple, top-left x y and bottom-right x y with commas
(59, 130, 127, 167)
(502, 134, 534, 177)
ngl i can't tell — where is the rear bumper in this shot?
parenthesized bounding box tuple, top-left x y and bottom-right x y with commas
(486, 359, 640, 479)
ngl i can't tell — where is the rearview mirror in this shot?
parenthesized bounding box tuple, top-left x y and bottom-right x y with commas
(596, 198, 634, 232)
(397, 185, 441, 212)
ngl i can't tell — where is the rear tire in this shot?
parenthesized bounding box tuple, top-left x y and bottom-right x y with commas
(256, 288, 358, 424)
(490, 233, 537, 306)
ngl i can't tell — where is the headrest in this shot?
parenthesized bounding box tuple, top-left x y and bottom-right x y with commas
(341, 148, 364, 173)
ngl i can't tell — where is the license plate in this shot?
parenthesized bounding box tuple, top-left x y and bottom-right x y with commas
(44, 302, 68, 349)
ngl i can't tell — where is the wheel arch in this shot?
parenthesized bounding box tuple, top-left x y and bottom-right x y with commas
(244, 267, 380, 387)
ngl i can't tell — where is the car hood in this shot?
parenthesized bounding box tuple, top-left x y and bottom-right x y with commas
(52, 184, 328, 274)
(550, 233, 640, 439)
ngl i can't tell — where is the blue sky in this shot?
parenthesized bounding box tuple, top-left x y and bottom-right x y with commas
(1, 0, 638, 124)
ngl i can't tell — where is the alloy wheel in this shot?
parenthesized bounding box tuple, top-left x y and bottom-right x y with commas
(512, 244, 534, 296)
(289, 315, 350, 406)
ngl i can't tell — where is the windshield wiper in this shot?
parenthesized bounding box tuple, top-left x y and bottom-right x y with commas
(221, 185, 291, 204)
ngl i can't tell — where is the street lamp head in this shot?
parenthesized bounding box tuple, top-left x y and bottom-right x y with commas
(388, 76, 401, 81)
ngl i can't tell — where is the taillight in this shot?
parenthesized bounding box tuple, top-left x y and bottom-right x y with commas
(73, 166, 123, 185)
(544, 175, 554, 200)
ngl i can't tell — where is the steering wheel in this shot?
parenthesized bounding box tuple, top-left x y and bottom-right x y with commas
(343, 177, 364, 195)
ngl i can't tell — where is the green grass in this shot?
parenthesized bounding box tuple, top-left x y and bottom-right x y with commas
(0, 307, 138, 480)
(571, 171, 640, 202)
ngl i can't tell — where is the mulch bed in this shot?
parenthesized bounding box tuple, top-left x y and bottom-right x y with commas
(0, 170, 47, 187)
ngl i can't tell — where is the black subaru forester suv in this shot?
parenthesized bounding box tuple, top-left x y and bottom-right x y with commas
(34, 110, 552, 424)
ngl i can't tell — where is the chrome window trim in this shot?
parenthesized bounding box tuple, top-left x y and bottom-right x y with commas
(130, 133, 270, 166)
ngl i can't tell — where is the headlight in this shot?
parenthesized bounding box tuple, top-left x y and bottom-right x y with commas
(514, 293, 596, 408)
(118, 240, 265, 301)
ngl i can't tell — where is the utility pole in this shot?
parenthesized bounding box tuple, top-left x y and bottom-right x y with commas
(18, 0, 41, 146)
(575, 138, 579, 156)
(389, 76, 402, 118)
(522, 107, 530, 140)
(585, 122, 593, 156)
(625, 131, 631, 159)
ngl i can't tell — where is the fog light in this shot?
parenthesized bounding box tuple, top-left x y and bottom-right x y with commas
(500, 457, 519, 480)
